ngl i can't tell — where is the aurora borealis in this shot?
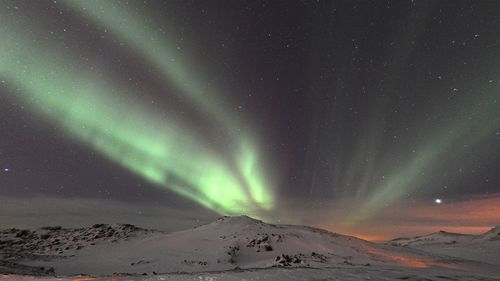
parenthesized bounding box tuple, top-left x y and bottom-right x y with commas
(1, 0, 499, 239)
(0, 0, 275, 215)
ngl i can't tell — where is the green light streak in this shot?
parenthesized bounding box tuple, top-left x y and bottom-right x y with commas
(0, 8, 273, 215)
(64, 0, 236, 131)
(62, 0, 272, 212)
(238, 141, 273, 210)
(349, 91, 500, 223)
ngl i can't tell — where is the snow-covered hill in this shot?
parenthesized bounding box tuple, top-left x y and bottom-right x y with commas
(389, 227, 500, 247)
(0, 224, 153, 261)
(476, 226, 500, 241)
(389, 226, 500, 266)
(388, 230, 476, 247)
(1, 217, 499, 280)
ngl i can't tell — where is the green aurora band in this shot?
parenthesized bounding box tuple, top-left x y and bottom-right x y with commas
(65, 0, 239, 133)
(0, 4, 273, 215)
(347, 89, 500, 224)
(3, 1, 498, 226)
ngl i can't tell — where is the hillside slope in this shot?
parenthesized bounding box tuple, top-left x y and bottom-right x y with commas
(389, 226, 500, 266)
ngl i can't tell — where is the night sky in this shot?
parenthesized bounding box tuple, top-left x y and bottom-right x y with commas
(1, 0, 499, 240)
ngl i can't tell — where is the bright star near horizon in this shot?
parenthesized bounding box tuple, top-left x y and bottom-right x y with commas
(435, 198, 442, 204)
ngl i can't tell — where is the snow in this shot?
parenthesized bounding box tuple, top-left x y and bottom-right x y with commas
(1, 217, 499, 280)
(388, 230, 476, 247)
(3, 266, 500, 281)
(476, 226, 500, 241)
(388, 226, 500, 266)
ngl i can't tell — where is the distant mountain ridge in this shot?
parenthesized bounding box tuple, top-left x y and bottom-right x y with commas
(389, 226, 500, 246)
(388, 226, 500, 267)
(476, 226, 500, 241)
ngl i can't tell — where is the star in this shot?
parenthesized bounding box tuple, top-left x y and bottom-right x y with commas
(434, 198, 442, 204)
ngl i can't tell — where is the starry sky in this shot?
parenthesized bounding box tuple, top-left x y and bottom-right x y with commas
(1, 0, 499, 240)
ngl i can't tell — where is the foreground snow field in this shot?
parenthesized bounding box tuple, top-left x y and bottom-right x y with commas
(2, 266, 500, 281)
(1, 216, 499, 280)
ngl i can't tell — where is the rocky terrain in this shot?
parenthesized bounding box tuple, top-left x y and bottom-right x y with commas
(0, 224, 152, 260)
(0, 224, 154, 275)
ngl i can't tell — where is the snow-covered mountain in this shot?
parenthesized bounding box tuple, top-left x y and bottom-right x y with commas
(389, 227, 500, 247)
(388, 230, 476, 247)
(476, 226, 500, 241)
(388, 226, 500, 266)
(1, 217, 499, 280)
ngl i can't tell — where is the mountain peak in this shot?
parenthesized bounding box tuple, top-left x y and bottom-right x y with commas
(478, 226, 500, 241)
(436, 230, 463, 236)
(479, 226, 500, 235)
(216, 215, 264, 224)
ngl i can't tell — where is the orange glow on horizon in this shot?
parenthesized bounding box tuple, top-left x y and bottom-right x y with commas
(316, 194, 500, 241)
(360, 245, 460, 269)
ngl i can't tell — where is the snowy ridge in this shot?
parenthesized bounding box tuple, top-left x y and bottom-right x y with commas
(388, 227, 500, 266)
(388, 230, 475, 247)
(389, 227, 500, 246)
(0, 224, 154, 260)
(476, 226, 500, 241)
